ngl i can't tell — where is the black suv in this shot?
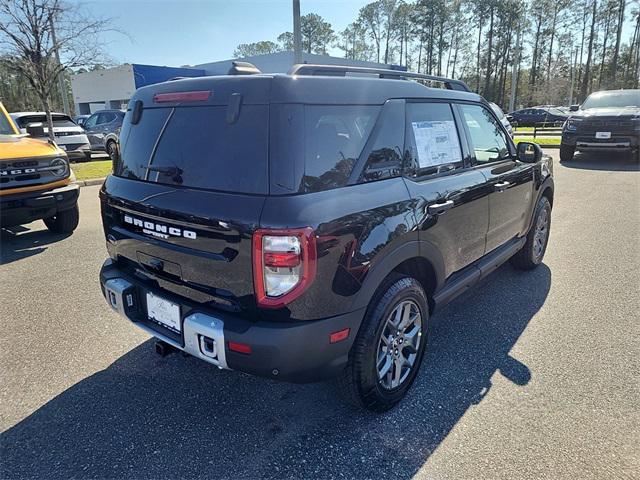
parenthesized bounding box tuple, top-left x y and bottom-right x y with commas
(99, 64, 554, 411)
(561, 89, 640, 162)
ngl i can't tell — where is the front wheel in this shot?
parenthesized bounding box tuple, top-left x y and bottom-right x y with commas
(560, 144, 575, 162)
(43, 204, 79, 234)
(511, 196, 551, 270)
(337, 275, 429, 412)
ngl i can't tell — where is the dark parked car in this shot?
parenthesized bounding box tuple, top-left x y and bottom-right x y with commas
(560, 89, 640, 162)
(82, 109, 125, 159)
(99, 63, 554, 411)
(508, 107, 568, 127)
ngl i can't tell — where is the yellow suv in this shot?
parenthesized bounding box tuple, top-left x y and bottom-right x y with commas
(0, 102, 79, 233)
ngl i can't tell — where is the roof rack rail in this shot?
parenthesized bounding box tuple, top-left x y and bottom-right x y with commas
(228, 61, 262, 76)
(288, 64, 471, 92)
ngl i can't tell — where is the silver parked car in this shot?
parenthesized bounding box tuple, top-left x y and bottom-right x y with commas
(10, 112, 92, 162)
(489, 102, 514, 137)
(81, 109, 125, 160)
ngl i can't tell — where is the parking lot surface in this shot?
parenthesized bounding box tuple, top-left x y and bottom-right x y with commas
(1, 150, 638, 479)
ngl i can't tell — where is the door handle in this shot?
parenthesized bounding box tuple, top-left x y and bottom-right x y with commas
(427, 200, 454, 215)
(494, 181, 511, 192)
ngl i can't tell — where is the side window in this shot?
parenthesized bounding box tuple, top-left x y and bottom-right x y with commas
(360, 101, 405, 183)
(303, 105, 378, 192)
(83, 114, 98, 128)
(460, 104, 509, 164)
(406, 102, 463, 177)
(97, 112, 115, 125)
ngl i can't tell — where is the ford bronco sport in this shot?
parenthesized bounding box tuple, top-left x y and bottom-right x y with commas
(99, 63, 554, 411)
(0, 102, 79, 233)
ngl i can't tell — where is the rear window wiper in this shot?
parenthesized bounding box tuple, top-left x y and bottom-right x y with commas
(142, 165, 182, 176)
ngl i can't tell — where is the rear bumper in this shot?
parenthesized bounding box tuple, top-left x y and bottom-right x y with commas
(99, 259, 363, 383)
(0, 183, 79, 227)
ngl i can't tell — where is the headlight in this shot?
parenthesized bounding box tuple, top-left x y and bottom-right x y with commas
(50, 157, 69, 177)
(563, 118, 582, 132)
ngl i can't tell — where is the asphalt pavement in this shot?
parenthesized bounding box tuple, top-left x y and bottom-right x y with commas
(1, 150, 638, 480)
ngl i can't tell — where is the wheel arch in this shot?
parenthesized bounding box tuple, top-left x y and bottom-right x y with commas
(352, 241, 444, 315)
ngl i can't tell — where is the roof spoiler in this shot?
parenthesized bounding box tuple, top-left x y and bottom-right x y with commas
(288, 64, 471, 92)
(228, 61, 262, 76)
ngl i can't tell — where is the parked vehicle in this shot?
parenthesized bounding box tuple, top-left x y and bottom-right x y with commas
(82, 109, 125, 158)
(490, 102, 514, 137)
(0, 103, 79, 233)
(10, 112, 92, 162)
(508, 107, 568, 127)
(560, 89, 640, 162)
(99, 63, 554, 411)
(74, 114, 90, 127)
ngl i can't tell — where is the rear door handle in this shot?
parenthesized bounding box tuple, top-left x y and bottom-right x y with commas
(427, 200, 454, 215)
(494, 181, 511, 192)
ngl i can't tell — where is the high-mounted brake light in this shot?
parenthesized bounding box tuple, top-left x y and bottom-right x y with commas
(153, 90, 211, 103)
(253, 228, 317, 309)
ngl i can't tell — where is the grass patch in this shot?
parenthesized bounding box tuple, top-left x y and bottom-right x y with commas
(515, 136, 561, 146)
(71, 160, 112, 181)
(514, 126, 535, 133)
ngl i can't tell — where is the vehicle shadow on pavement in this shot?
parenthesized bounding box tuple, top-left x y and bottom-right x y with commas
(0, 226, 72, 266)
(560, 151, 640, 171)
(0, 264, 551, 479)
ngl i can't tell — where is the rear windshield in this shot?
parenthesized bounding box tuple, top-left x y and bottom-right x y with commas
(582, 90, 640, 109)
(14, 115, 76, 128)
(115, 105, 269, 194)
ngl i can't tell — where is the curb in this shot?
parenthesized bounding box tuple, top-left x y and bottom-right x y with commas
(73, 177, 106, 187)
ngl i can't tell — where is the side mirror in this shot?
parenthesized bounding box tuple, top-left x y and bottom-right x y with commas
(26, 122, 45, 138)
(569, 104, 580, 112)
(517, 141, 542, 163)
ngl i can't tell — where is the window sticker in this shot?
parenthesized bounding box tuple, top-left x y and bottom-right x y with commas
(411, 120, 462, 168)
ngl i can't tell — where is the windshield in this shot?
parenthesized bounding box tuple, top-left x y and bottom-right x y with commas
(0, 110, 15, 135)
(582, 90, 640, 109)
(13, 114, 77, 128)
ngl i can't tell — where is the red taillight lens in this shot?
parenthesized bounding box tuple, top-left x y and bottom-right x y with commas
(153, 90, 211, 103)
(253, 228, 317, 309)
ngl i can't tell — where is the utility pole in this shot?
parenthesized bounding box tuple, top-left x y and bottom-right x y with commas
(509, 22, 521, 112)
(293, 0, 303, 65)
(569, 48, 578, 106)
(49, 9, 70, 115)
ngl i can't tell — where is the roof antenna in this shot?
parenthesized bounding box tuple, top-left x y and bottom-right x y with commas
(228, 61, 261, 75)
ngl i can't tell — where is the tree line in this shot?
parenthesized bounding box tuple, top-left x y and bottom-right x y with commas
(235, 0, 640, 109)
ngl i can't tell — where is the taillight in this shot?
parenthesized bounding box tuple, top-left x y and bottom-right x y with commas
(252, 228, 317, 309)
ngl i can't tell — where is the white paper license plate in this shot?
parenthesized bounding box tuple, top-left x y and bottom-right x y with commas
(595, 131, 611, 139)
(146, 292, 181, 332)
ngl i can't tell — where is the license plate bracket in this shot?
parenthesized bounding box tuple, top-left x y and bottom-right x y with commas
(146, 292, 181, 332)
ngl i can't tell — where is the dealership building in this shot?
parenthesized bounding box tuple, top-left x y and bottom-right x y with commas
(71, 52, 405, 114)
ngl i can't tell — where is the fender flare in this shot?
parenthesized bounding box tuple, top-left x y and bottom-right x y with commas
(527, 176, 554, 232)
(351, 240, 446, 311)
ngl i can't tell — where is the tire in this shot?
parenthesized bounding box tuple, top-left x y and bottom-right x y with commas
(560, 144, 575, 162)
(337, 275, 429, 412)
(106, 140, 118, 161)
(84, 151, 92, 163)
(511, 196, 551, 271)
(43, 204, 79, 234)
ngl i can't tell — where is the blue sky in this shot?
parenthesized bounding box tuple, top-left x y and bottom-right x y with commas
(79, 0, 371, 67)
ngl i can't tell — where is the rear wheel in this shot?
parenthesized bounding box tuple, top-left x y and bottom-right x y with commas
(560, 144, 575, 162)
(106, 140, 118, 161)
(43, 204, 79, 234)
(511, 196, 551, 270)
(337, 275, 429, 412)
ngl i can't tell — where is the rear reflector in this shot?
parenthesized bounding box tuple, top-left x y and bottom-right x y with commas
(329, 328, 350, 344)
(153, 90, 211, 103)
(228, 341, 252, 354)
